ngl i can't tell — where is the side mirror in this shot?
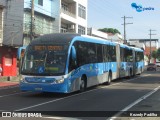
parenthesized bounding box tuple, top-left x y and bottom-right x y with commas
(19, 57, 24, 74)
(71, 46, 76, 61)
(71, 46, 77, 68)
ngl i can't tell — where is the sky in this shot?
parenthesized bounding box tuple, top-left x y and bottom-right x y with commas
(87, 0, 159, 42)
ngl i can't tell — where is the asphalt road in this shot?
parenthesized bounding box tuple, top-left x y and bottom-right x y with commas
(0, 71, 160, 120)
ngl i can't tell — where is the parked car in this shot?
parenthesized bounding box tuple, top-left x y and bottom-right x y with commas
(147, 63, 157, 71)
(156, 62, 160, 67)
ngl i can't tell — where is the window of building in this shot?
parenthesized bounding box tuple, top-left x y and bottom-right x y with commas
(61, 26, 67, 33)
(62, 3, 68, 11)
(78, 25, 85, 35)
(78, 4, 86, 19)
(38, 0, 43, 6)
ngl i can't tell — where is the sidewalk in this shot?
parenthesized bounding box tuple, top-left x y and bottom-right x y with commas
(0, 76, 19, 88)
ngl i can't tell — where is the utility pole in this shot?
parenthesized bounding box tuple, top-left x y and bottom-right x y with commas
(149, 29, 156, 63)
(30, 0, 34, 41)
(121, 16, 133, 44)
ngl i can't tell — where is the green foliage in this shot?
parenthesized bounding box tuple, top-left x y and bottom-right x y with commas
(144, 55, 149, 61)
(152, 50, 157, 59)
(157, 48, 160, 61)
(151, 48, 160, 61)
(98, 28, 121, 34)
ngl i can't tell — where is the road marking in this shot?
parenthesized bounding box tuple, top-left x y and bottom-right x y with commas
(43, 117, 63, 120)
(15, 74, 152, 111)
(0, 91, 31, 98)
(0, 110, 7, 112)
(107, 85, 160, 120)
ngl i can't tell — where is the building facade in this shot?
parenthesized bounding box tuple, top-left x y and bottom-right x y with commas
(0, 0, 88, 76)
(0, 0, 24, 76)
(107, 33, 123, 43)
(23, 0, 88, 46)
(87, 28, 108, 39)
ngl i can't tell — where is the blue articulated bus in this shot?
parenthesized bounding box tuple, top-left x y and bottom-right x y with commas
(19, 33, 144, 93)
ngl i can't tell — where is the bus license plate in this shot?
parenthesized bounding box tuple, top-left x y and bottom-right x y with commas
(35, 88, 42, 91)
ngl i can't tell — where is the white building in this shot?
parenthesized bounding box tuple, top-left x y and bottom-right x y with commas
(60, 0, 87, 35)
(87, 28, 108, 39)
(129, 39, 159, 49)
(23, 0, 88, 45)
(107, 33, 123, 43)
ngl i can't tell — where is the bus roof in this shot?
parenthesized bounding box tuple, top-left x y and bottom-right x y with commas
(130, 46, 143, 52)
(30, 33, 113, 46)
(30, 33, 80, 45)
(28, 33, 143, 51)
(75, 35, 111, 45)
(119, 43, 132, 50)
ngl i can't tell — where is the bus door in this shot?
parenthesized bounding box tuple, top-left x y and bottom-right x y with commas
(116, 44, 120, 78)
(133, 50, 137, 75)
(108, 45, 112, 74)
(120, 47, 125, 77)
(102, 45, 108, 81)
(103, 45, 109, 82)
(132, 49, 136, 75)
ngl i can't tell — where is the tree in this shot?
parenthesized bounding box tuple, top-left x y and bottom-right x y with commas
(152, 50, 157, 59)
(98, 28, 121, 34)
(157, 48, 160, 61)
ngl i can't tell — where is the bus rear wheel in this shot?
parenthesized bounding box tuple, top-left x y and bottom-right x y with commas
(80, 77, 86, 92)
(128, 69, 132, 79)
(106, 72, 112, 85)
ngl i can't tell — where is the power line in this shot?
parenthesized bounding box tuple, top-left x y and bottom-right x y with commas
(149, 29, 156, 63)
(30, 0, 35, 42)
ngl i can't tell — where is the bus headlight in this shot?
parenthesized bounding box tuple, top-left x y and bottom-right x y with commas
(53, 79, 64, 84)
(20, 75, 27, 83)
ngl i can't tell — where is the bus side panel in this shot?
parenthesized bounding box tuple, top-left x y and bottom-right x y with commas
(111, 62, 117, 80)
(136, 61, 144, 74)
(69, 63, 107, 92)
(86, 63, 108, 87)
(120, 62, 131, 77)
(120, 62, 126, 77)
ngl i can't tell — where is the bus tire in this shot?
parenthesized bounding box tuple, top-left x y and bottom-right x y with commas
(138, 67, 142, 75)
(141, 67, 143, 73)
(106, 72, 112, 85)
(128, 69, 132, 79)
(80, 76, 87, 92)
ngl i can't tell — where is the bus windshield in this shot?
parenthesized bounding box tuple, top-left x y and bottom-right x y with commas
(21, 44, 68, 76)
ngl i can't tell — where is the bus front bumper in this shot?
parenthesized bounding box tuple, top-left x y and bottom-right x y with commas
(20, 82, 69, 93)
